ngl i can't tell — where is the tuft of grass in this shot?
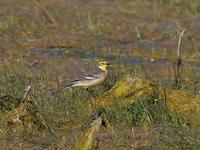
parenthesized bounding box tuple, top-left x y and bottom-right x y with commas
(103, 93, 187, 127)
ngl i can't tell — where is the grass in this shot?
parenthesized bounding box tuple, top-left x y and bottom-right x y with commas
(103, 93, 186, 126)
(0, 0, 200, 149)
(0, 51, 199, 149)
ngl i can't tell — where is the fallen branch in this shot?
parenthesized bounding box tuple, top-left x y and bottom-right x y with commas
(76, 117, 102, 150)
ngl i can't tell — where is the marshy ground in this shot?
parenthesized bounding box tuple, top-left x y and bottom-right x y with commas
(0, 0, 200, 149)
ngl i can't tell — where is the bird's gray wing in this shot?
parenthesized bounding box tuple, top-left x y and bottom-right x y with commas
(82, 72, 102, 80)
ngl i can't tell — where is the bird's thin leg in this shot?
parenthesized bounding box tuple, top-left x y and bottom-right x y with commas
(86, 88, 99, 119)
(86, 88, 95, 105)
(87, 88, 96, 97)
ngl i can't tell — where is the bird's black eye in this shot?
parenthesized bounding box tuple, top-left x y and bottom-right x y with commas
(99, 61, 108, 65)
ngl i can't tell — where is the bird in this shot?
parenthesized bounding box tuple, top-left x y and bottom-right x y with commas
(52, 60, 110, 94)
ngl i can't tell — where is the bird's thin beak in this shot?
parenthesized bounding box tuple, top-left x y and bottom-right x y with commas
(107, 63, 112, 68)
(106, 62, 110, 65)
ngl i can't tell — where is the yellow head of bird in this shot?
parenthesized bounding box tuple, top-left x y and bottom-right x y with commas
(98, 61, 110, 72)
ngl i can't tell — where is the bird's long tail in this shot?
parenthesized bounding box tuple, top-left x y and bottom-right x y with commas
(51, 82, 75, 95)
(52, 79, 83, 95)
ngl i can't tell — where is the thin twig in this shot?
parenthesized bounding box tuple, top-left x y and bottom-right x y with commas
(177, 29, 185, 58)
(74, 60, 87, 74)
(34, 0, 57, 24)
(22, 85, 31, 102)
(174, 29, 185, 88)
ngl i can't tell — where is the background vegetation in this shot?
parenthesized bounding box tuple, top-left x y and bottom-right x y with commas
(0, 0, 200, 149)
